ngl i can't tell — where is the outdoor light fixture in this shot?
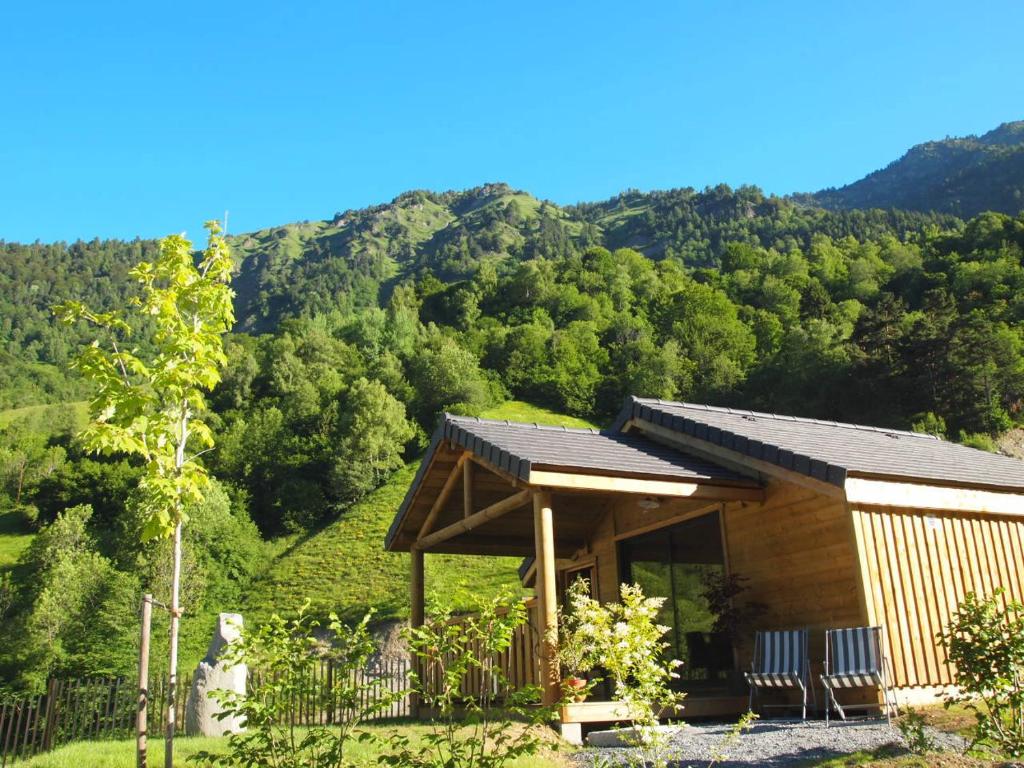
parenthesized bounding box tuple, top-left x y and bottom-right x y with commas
(637, 497, 661, 510)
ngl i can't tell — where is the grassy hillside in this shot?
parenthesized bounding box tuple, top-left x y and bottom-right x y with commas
(0, 400, 88, 428)
(0, 511, 33, 573)
(241, 401, 598, 626)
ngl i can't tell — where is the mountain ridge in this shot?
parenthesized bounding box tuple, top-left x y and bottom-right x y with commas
(804, 120, 1024, 217)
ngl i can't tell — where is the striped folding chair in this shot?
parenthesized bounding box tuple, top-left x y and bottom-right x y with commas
(821, 626, 896, 726)
(744, 629, 813, 719)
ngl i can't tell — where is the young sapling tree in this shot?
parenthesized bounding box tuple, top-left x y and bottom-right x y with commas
(55, 220, 234, 766)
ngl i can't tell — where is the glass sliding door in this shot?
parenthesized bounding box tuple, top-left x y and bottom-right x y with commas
(619, 511, 731, 690)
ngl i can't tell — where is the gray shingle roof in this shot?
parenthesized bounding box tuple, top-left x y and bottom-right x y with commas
(618, 397, 1024, 491)
(443, 415, 748, 482)
(384, 412, 748, 549)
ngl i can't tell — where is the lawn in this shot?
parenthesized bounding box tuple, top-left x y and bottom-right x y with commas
(19, 723, 569, 768)
(808, 748, 995, 767)
(806, 704, 995, 767)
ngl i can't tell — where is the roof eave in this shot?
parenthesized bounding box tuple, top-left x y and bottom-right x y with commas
(621, 397, 849, 488)
(384, 416, 447, 551)
(384, 414, 536, 551)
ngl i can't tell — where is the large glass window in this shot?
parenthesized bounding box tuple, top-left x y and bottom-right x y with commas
(619, 512, 731, 687)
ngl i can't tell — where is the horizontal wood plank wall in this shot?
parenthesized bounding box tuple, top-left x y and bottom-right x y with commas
(591, 505, 619, 604)
(852, 505, 1024, 689)
(724, 484, 864, 671)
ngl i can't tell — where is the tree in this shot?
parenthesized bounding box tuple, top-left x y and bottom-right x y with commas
(55, 220, 234, 766)
(660, 278, 756, 398)
(407, 332, 495, 426)
(2, 504, 140, 689)
(330, 378, 414, 502)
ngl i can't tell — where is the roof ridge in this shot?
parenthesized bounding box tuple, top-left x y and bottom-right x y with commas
(630, 397, 940, 441)
(445, 413, 600, 434)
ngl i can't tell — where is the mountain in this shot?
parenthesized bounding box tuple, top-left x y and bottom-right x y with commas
(805, 121, 1024, 217)
(226, 183, 954, 333)
(2, 182, 954, 383)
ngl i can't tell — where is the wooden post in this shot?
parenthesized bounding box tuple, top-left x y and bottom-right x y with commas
(409, 549, 425, 718)
(462, 460, 473, 518)
(137, 593, 152, 768)
(532, 490, 560, 707)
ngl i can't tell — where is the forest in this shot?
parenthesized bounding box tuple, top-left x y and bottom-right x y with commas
(1, 182, 1023, 694)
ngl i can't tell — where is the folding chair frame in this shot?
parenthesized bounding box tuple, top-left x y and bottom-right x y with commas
(746, 629, 815, 720)
(822, 625, 898, 727)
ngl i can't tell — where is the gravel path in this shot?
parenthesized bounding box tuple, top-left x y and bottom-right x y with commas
(576, 719, 968, 767)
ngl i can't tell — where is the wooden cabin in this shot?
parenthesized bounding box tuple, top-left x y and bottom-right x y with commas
(384, 396, 1024, 739)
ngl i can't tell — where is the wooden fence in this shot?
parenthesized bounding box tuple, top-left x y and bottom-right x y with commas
(420, 598, 543, 701)
(0, 658, 410, 766)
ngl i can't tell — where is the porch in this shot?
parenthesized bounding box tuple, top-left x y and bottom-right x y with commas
(385, 415, 769, 733)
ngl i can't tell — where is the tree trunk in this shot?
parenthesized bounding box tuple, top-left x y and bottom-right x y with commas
(137, 593, 152, 768)
(165, 522, 182, 767)
(15, 457, 27, 506)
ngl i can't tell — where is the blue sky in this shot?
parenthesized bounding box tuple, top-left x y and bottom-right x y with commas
(2, 1, 1023, 242)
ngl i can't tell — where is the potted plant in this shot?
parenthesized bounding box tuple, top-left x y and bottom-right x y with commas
(551, 579, 601, 702)
(700, 571, 767, 683)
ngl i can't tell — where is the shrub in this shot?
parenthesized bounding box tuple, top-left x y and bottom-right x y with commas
(558, 581, 684, 768)
(552, 579, 602, 701)
(192, 603, 399, 768)
(940, 590, 1024, 757)
(896, 708, 936, 755)
(383, 592, 559, 768)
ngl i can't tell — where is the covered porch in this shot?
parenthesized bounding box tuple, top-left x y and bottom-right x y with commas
(385, 415, 767, 736)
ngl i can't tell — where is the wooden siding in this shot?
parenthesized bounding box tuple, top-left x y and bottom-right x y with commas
(578, 483, 864, 671)
(724, 484, 864, 671)
(852, 505, 1024, 689)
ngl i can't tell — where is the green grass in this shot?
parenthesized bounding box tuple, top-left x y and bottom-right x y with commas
(805, 747, 994, 767)
(0, 510, 34, 572)
(0, 400, 87, 429)
(241, 463, 524, 626)
(479, 401, 599, 429)
(18, 724, 569, 767)
(242, 400, 595, 627)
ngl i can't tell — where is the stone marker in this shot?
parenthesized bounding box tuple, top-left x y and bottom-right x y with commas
(185, 613, 247, 737)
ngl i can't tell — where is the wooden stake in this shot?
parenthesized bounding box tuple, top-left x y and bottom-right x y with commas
(137, 593, 152, 768)
(409, 549, 425, 719)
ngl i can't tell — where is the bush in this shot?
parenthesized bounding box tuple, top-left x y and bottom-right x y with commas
(940, 590, 1024, 757)
(384, 592, 559, 768)
(896, 708, 936, 755)
(192, 602, 398, 768)
(557, 581, 684, 768)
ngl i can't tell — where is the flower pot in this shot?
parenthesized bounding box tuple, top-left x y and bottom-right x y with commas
(563, 676, 589, 703)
